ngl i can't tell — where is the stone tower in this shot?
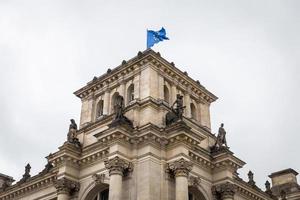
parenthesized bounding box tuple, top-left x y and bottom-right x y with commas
(1, 49, 299, 200)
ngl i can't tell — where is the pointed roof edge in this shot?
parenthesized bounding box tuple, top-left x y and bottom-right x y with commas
(74, 49, 218, 102)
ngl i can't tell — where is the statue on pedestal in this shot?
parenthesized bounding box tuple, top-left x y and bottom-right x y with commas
(211, 123, 229, 152)
(109, 94, 133, 128)
(67, 119, 81, 148)
(166, 94, 185, 126)
(18, 163, 31, 184)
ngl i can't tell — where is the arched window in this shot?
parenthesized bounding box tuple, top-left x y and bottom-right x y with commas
(190, 103, 197, 120)
(164, 85, 170, 103)
(96, 100, 104, 118)
(127, 84, 134, 103)
(93, 188, 109, 200)
(111, 92, 120, 113)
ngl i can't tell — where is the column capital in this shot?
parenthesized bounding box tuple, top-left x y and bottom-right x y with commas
(54, 178, 80, 195)
(167, 158, 193, 177)
(212, 182, 236, 200)
(105, 156, 133, 176)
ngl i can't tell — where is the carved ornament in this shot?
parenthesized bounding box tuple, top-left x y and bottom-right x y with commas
(104, 156, 133, 176)
(166, 158, 193, 177)
(54, 178, 80, 195)
(212, 182, 236, 200)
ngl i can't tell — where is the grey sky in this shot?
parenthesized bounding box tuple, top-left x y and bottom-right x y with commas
(0, 0, 299, 188)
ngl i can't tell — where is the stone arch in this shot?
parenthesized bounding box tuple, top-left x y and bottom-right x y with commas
(127, 83, 134, 104)
(190, 103, 197, 120)
(96, 99, 104, 118)
(80, 182, 109, 200)
(188, 184, 211, 200)
(111, 92, 120, 113)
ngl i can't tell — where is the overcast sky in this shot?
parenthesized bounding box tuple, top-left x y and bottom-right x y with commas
(0, 0, 299, 189)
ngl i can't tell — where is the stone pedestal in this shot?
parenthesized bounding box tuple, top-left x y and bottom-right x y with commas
(105, 156, 133, 200)
(167, 158, 193, 200)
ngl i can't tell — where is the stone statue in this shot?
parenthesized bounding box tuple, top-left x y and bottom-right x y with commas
(173, 94, 185, 119)
(265, 180, 271, 191)
(24, 164, 31, 176)
(114, 94, 125, 120)
(67, 119, 77, 142)
(166, 94, 185, 126)
(18, 163, 31, 183)
(109, 94, 133, 128)
(67, 119, 81, 148)
(215, 123, 228, 148)
(248, 171, 256, 186)
(211, 123, 229, 152)
(40, 160, 53, 175)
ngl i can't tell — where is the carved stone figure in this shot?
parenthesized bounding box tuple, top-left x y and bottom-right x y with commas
(114, 94, 125, 120)
(248, 171, 256, 186)
(109, 94, 133, 128)
(40, 160, 53, 175)
(67, 119, 81, 148)
(166, 94, 185, 126)
(211, 123, 228, 152)
(18, 163, 31, 184)
(265, 180, 271, 191)
(67, 119, 77, 142)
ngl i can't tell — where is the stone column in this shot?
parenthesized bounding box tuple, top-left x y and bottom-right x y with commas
(167, 158, 193, 200)
(133, 73, 140, 100)
(103, 89, 111, 115)
(212, 182, 235, 200)
(158, 74, 164, 100)
(105, 156, 133, 200)
(54, 178, 80, 200)
(171, 84, 177, 104)
(184, 93, 191, 118)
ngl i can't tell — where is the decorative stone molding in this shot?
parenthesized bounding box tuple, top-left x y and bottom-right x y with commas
(54, 178, 80, 195)
(92, 173, 106, 185)
(189, 151, 213, 169)
(0, 174, 56, 200)
(74, 50, 217, 104)
(212, 182, 236, 200)
(166, 158, 193, 177)
(188, 175, 201, 187)
(104, 156, 133, 176)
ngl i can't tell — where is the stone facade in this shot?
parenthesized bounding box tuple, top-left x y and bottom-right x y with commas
(0, 49, 299, 200)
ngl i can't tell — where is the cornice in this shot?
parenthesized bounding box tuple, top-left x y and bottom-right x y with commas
(0, 173, 57, 200)
(73, 49, 217, 104)
(49, 148, 109, 169)
(189, 151, 214, 170)
(234, 178, 273, 200)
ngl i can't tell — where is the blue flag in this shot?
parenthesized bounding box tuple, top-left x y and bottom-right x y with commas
(147, 27, 169, 49)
